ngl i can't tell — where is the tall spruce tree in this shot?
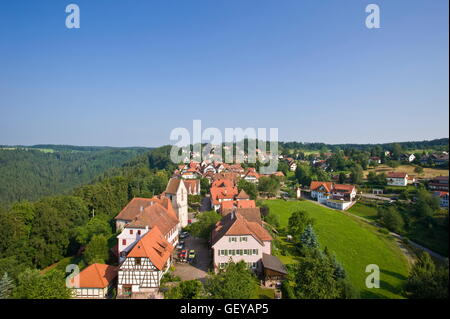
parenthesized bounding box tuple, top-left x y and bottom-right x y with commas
(0, 272, 15, 299)
(300, 224, 319, 249)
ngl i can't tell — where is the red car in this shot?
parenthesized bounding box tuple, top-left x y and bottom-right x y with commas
(178, 249, 187, 259)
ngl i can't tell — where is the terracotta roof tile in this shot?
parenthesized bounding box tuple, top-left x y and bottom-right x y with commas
(126, 226, 174, 270)
(71, 263, 117, 288)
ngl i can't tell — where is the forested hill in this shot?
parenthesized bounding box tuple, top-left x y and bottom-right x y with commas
(0, 146, 150, 206)
(279, 138, 449, 153)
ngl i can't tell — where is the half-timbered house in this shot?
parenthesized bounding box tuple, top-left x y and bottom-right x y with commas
(117, 226, 174, 298)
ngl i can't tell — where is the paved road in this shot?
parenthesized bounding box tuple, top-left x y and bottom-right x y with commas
(360, 193, 394, 202)
(172, 236, 211, 282)
(200, 196, 211, 212)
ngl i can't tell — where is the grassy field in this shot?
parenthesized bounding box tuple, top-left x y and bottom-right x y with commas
(364, 164, 448, 179)
(348, 202, 379, 220)
(252, 286, 276, 299)
(262, 199, 410, 299)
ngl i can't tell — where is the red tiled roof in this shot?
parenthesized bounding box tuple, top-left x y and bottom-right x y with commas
(210, 186, 238, 205)
(211, 213, 272, 246)
(71, 264, 117, 289)
(115, 198, 155, 221)
(333, 184, 355, 193)
(310, 181, 333, 192)
(211, 179, 234, 188)
(387, 172, 408, 178)
(236, 189, 250, 199)
(165, 178, 183, 194)
(237, 200, 256, 208)
(125, 202, 179, 236)
(127, 226, 174, 270)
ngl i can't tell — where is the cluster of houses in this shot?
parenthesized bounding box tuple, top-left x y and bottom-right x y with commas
(70, 177, 189, 299)
(208, 174, 287, 286)
(175, 159, 284, 186)
(69, 160, 288, 299)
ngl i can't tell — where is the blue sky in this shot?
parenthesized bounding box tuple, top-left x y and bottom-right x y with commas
(0, 0, 448, 147)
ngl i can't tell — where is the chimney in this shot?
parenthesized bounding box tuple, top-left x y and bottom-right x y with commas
(231, 210, 235, 220)
(145, 225, 149, 232)
(140, 206, 144, 212)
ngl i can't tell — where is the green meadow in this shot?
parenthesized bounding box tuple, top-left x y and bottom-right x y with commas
(262, 199, 410, 299)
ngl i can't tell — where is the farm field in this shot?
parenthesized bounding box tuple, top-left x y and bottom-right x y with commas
(262, 199, 410, 299)
(363, 164, 448, 179)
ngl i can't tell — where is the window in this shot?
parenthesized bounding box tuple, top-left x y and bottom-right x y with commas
(244, 249, 248, 255)
(135, 258, 141, 265)
(253, 249, 258, 255)
(122, 239, 126, 245)
(240, 237, 247, 242)
(137, 230, 141, 236)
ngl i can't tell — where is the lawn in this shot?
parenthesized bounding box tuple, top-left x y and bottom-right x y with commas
(262, 199, 410, 299)
(348, 202, 379, 220)
(252, 286, 276, 299)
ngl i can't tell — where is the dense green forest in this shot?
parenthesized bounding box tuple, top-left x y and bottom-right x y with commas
(0, 146, 150, 207)
(279, 138, 449, 153)
(0, 146, 174, 295)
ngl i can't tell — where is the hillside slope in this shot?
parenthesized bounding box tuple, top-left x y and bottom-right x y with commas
(0, 146, 149, 206)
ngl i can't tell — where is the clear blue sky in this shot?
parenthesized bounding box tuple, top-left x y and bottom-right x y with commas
(0, 0, 448, 147)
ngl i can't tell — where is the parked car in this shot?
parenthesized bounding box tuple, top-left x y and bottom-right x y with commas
(178, 249, 187, 261)
(176, 242, 184, 250)
(188, 249, 196, 262)
(180, 231, 189, 239)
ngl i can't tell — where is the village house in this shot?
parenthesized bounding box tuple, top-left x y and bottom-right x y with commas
(210, 185, 239, 211)
(401, 153, 416, 163)
(243, 167, 260, 183)
(117, 226, 174, 298)
(211, 211, 272, 273)
(433, 191, 449, 208)
(165, 177, 189, 228)
(369, 156, 381, 164)
(115, 196, 180, 262)
(386, 172, 408, 186)
(310, 181, 357, 210)
(69, 263, 117, 299)
(286, 158, 297, 171)
(428, 176, 449, 192)
(420, 153, 449, 166)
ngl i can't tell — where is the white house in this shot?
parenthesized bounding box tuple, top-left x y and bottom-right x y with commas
(165, 178, 189, 228)
(211, 212, 272, 273)
(386, 172, 408, 186)
(402, 154, 416, 163)
(310, 181, 357, 210)
(115, 196, 180, 263)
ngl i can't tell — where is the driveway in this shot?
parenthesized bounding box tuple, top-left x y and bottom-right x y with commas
(173, 236, 211, 282)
